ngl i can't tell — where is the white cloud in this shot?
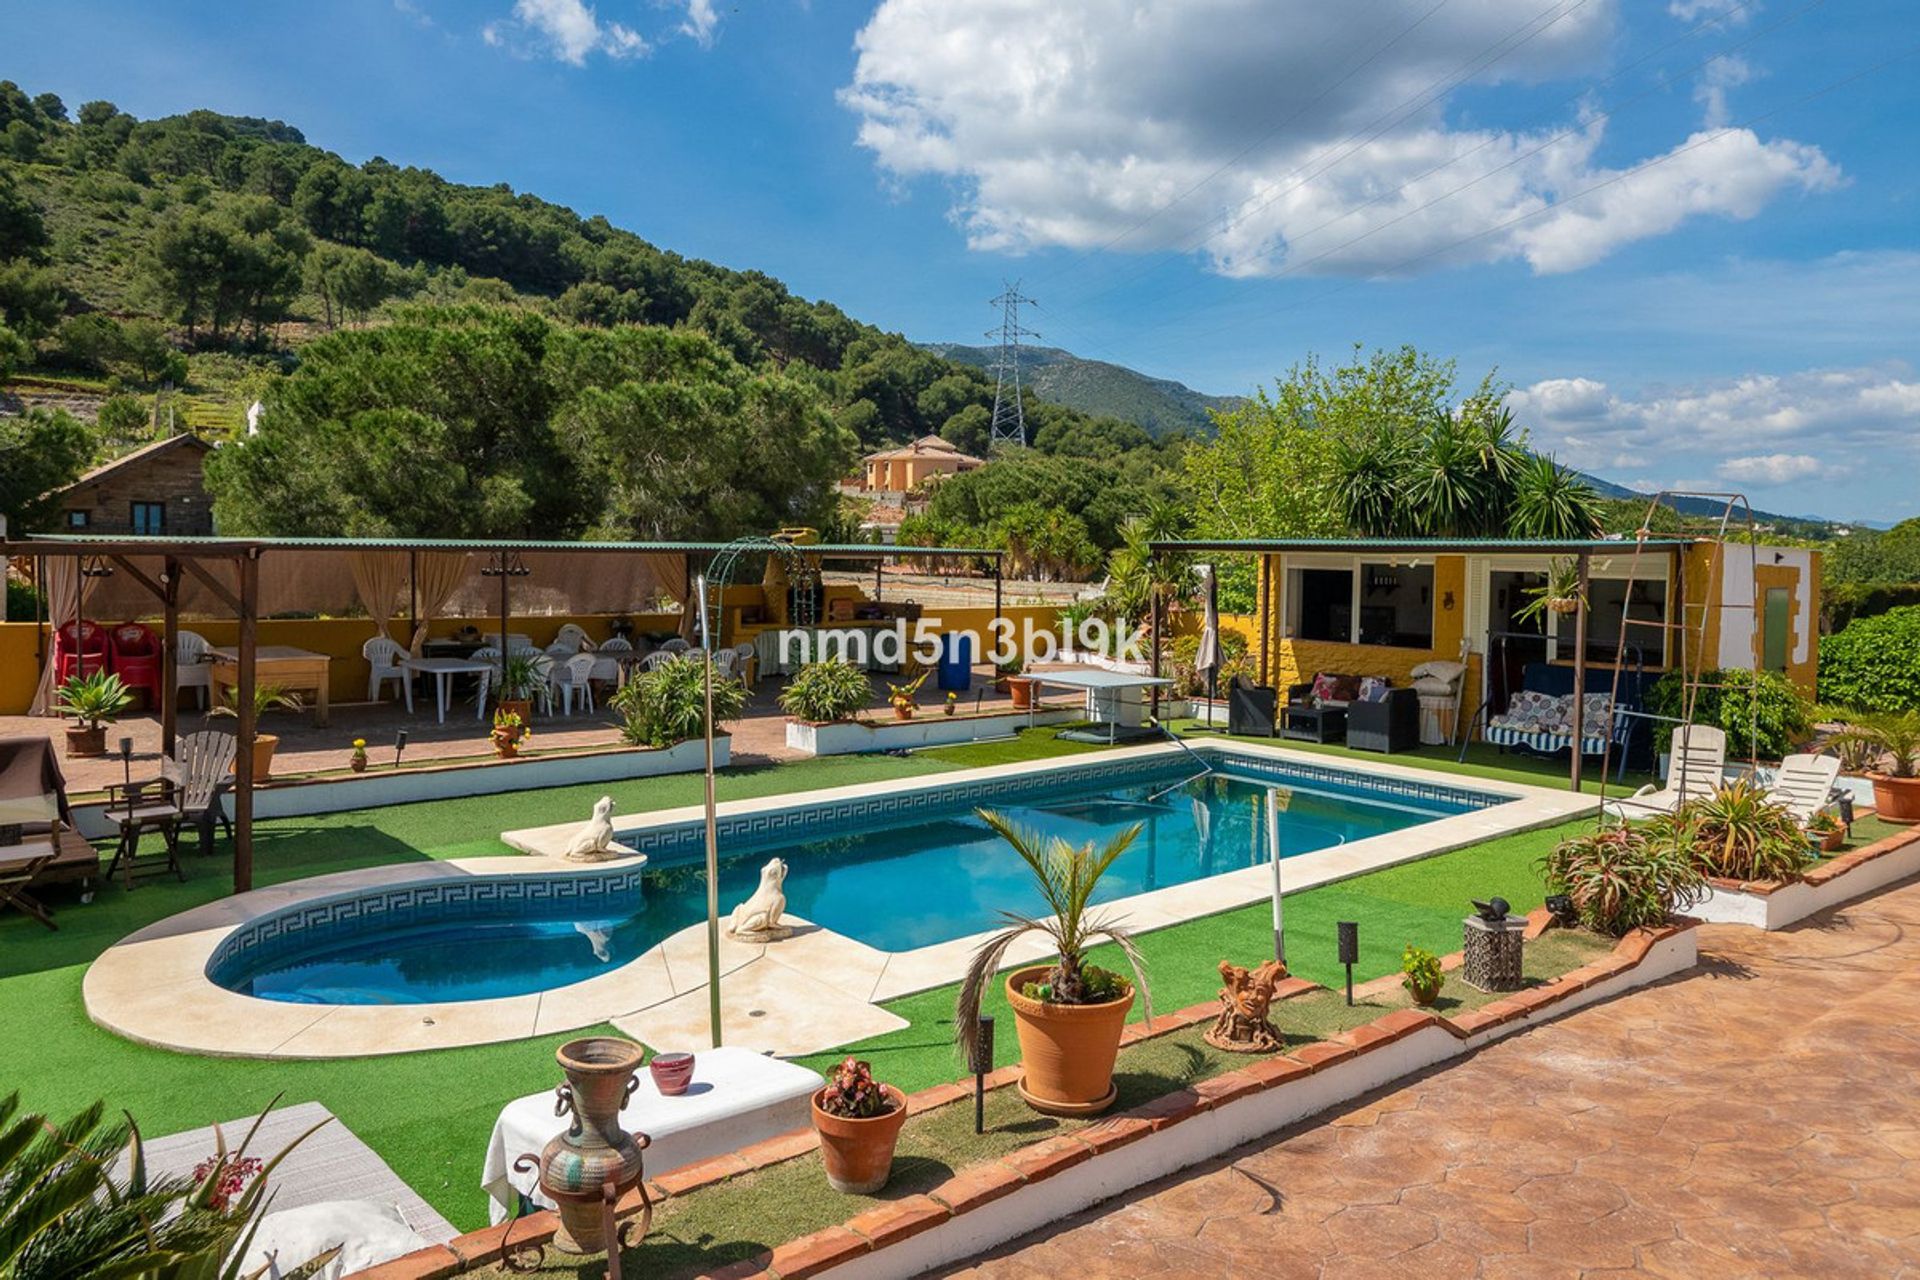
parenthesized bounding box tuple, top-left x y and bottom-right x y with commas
(840, 0, 1837, 278)
(1719, 453, 1826, 484)
(1509, 364, 1919, 508)
(679, 0, 720, 47)
(1694, 53, 1756, 128)
(1669, 0, 1753, 22)
(484, 0, 647, 64)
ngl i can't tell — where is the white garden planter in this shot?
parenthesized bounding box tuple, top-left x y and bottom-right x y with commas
(785, 709, 1078, 756)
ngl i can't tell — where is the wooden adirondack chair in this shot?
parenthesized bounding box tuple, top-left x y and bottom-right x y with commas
(0, 851, 57, 929)
(103, 731, 238, 888)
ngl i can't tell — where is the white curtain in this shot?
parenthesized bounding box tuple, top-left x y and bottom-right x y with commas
(348, 551, 406, 639)
(409, 552, 471, 655)
(28, 557, 81, 715)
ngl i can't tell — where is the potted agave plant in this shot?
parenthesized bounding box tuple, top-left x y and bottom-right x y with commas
(1835, 713, 1920, 823)
(956, 811, 1151, 1116)
(212, 682, 305, 780)
(810, 1056, 908, 1194)
(1401, 944, 1444, 1007)
(54, 670, 134, 757)
(495, 651, 543, 724)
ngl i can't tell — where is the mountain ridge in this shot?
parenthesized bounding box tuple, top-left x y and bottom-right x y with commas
(920, 342, 1242, 438)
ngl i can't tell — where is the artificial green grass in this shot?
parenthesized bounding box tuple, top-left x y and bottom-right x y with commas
(792, 816, 1593, 1093)
(0, 727, 1602, 1233)
(487, 928, 1611, 1279)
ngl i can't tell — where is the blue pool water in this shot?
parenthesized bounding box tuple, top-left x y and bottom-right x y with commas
(216, 759, 1487, 1005)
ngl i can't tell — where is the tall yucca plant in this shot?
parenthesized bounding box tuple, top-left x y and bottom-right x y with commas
(1332, 430, 1412, 537)
(953, 811, 1153, 1052)
(1509, 453, 1602, 539)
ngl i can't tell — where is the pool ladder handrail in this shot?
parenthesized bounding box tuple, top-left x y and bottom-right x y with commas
(1145, 725, 1216, 803)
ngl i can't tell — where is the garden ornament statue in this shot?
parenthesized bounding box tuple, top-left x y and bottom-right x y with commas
(1471, 896, 1511, 923)
(563, 797, 618, 862)
(1203, 958, 1289, 1053)
(727, 857, 791, 941)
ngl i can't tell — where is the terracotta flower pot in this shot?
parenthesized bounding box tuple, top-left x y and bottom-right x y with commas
(1871, 773, 1920, 824)
(498, 697, 532, 724)
(648, 1051, 694, 1096)
(893, 702, 914, 720)
(1004, 964, 1133, 1116)
(1007, 677, 1036, 710)
(1407, 978, 1441, 1007)
(1817, 827, 1845, 853)
(811, 1085, 908, 1194)
(493, 737, 520, 760)
(65, 725, 106, 757)
(250, 734, 278, 781)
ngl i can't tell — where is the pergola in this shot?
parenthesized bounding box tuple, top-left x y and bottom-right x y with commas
(2, 533, 1005, 893)
(1145, 536, 1698, 790)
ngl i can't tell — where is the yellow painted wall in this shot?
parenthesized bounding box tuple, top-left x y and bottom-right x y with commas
(0, 622, 40, 712)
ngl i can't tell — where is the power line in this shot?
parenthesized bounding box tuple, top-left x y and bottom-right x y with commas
(986, 282, 1040, 450)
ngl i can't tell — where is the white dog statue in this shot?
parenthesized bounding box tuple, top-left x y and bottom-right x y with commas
(561, 796, 618, 862)
(728, 857, 791, 940)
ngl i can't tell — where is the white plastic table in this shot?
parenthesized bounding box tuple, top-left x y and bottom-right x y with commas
(1028, 669, 1174, 742)
(481, 1047, 824, 1224)
(401, 657, 494, 723)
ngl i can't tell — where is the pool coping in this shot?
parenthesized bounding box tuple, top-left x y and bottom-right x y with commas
(83, 740, 1592, 1060)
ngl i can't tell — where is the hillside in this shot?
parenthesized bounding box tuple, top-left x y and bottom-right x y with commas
(923, 343, 1239, 438)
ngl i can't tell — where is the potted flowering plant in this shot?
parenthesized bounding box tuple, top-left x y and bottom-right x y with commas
(945, 691, 959, 716)
(810, 1056, 908, 1193)
(491, 708, 531, 759)
(349, 738, 369, 773)
(888, 671, 927, 720)
(1806, 809, 1845, 853)
(1401, 944, 1444, 1006)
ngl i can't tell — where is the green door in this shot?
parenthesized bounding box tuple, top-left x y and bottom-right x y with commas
(1762, 586, 1791, 672)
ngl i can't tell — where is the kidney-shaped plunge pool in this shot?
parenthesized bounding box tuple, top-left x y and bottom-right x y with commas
(208, 750, 1503, 1007)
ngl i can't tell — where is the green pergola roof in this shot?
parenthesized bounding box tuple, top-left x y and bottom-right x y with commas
(1148, 536, 1697, 555)
(3, 533, 1001, 559)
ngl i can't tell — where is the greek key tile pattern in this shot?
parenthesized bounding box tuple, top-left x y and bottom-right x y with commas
(207, 868, 644, 988)
(620, 749, 1503, 863)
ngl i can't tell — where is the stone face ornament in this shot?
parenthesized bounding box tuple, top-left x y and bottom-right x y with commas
(1204, 958, 1289, 1053)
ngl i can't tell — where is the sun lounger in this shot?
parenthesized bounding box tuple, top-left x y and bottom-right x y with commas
(1766, 753, 1843, 824)
(1606, 724, 1727, 818)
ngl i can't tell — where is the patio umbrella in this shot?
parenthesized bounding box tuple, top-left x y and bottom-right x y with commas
(1193, 563, 1221, 724)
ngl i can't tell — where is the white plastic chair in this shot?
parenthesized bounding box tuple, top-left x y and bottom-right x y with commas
(174, 629, 213, 710)
(713, 648, 738, 678)
(640, 650, 679, 673)
(548, 653, 598, 715)
(553, 623, 594, 654)
(659, 638, 690, 655)
(732, 641, 757, 685)
(363, 636, 415, 712)
(591, 636, 631, 686)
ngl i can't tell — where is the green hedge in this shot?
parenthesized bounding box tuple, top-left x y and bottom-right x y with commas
(1646, 668, 1811, 760)
(1819, 605, 1920, 713)
(1823, 581, 1920, 633)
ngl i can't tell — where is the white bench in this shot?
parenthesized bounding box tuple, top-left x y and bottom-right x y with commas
(482, 1046, 825, 1223)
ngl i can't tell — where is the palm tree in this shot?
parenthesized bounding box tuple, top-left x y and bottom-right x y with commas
(1509, 454, 1603, 539)
(953, 811, 1153, 1049)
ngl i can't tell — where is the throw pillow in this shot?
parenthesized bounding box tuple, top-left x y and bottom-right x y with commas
(1358, 677, 1392, 703)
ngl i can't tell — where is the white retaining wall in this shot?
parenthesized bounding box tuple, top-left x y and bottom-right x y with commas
(784, 709, 1078, 756)
(1689, 836, 1920, 930)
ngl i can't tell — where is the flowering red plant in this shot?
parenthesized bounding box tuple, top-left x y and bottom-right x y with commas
(191, 1153, 263, 1212)
(816, 1056, 892, 1119)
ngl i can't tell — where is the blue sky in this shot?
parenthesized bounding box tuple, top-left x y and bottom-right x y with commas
(4, 0, 1917, 521)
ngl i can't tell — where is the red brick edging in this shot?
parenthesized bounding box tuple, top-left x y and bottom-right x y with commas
(1705, 824, 1920, 897)
(360, 922, 1693, 1280)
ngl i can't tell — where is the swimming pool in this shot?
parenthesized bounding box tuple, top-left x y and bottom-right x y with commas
(209, 751, 1501, 1006)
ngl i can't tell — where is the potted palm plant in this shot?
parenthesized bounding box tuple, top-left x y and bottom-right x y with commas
(495, 651, 543, 724)
(212, 682, 305, 780)
(1836, 713, 1920, 823)
(809, 1056, 908, 1193)
(955, 811, 1151, 1116)
(54, 671, 134, 757)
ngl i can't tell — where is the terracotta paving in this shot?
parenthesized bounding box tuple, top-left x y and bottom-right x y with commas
(948, 876, 1920, 1278)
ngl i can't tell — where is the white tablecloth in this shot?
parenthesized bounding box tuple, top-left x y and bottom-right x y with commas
(482, 1047, 824, 1223)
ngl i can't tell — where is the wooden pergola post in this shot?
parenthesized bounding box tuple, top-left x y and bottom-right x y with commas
(234, 550, 259, 893)
(1148, 577, 1162, 720)
(1568, 552, 1592, 793)
(161, 555, 180, 758)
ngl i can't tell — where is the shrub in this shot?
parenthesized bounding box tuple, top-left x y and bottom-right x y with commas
(95, 393, 150, 443)
(1400, 944, 1444, 999)
(1823, 581, 1920, 634)
(610, 655, 746, 748)
(1670, 779, 1811, 881)
(1538, 826, 1706, 936)
(779, 660, 872, 723)
(1819, 606, 1920, 714)
(1166, 629, 1253, 697)
(1646, 668, 1810, 759)
(4, 577, 41, 622)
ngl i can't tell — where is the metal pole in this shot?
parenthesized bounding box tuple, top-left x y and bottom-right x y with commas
(698, 574, 723, 1049)
(161, 555, 179, 758)
(874, 557, 883, 602)
(1257, 554, 1271, 687)
(1265, 789, 1284, 965)
(1149, 584, 1162, 720)
(993, 555, 1003, 626)
(1569, 553, 1592, 792)
(497, 552, 509, 660)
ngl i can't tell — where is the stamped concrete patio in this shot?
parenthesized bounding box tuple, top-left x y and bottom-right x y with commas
(948, 875, 1920, 1278)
